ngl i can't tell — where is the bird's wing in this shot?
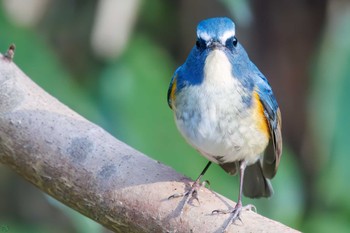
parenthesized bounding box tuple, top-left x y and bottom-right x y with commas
(167, 68, 180, 109)
(254, 72, 282, 179)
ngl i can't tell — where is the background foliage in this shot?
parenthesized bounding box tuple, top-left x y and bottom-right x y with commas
(0, 1, 349, 232)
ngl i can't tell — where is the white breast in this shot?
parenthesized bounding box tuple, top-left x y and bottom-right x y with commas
(174, 50, 268, 165)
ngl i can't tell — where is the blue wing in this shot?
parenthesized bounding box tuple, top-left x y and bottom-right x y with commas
(254, 69, 282, 179)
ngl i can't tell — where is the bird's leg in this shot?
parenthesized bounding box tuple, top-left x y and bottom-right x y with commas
(212, 160, 256, 231)
(168, 161, 212, 205)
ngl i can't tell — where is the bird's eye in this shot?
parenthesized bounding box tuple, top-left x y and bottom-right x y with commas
(225, 36, 238, 48)
(196, 38, 205, 49)
(232, 36, 238, 47)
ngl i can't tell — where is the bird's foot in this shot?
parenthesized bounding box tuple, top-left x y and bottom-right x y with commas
(168, 180, 209, 206)
(212, 203, 256, 232)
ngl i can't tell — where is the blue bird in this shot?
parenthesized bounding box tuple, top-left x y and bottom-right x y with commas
(167, 17, 282, 228)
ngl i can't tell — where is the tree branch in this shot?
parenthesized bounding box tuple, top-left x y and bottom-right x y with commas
(0, 48, 299, 233)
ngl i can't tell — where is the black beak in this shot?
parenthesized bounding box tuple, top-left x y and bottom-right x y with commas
(208, 41, 222, 49)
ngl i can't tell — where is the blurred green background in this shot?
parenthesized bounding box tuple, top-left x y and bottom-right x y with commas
(1, 0, 350, 232)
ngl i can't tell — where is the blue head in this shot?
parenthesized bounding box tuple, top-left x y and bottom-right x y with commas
(175, 17, 252, 89)
(196, 17, 236, 48)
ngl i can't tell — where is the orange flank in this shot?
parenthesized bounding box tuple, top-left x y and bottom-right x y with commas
(169, 78, 177, 108)
(253, 91, 270, 138)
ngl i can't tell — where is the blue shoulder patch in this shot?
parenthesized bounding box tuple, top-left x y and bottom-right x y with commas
(176, 46, 208, 87)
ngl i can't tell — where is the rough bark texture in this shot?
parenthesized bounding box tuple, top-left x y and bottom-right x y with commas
(0, 52, 299, 233)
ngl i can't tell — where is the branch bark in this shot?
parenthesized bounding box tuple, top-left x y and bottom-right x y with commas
(0, 51, 299, 233)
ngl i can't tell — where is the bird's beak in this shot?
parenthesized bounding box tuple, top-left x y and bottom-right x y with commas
(208, 41, 222, 49)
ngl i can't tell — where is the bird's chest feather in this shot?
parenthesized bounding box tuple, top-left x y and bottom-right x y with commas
(174, 50, 268, 164)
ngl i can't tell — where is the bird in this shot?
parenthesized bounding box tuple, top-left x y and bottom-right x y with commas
(167, 17, 282, 229)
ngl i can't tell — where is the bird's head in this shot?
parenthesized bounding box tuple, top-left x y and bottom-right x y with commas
(196, 17, 238, 51)
(175, 17, 249, 87)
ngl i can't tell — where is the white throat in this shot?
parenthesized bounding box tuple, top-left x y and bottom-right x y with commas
(203, 50, 234, 86)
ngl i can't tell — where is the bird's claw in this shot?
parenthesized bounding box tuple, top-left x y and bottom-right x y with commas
(168, 193, 186, 199)
(168, 187, 194, 200)
(212, 203, 256, 215)
(212, 203, 256, 232)
(168, 179, 210, 206)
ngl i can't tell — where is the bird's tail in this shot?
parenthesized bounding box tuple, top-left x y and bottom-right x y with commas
(243, 161, 274, 198)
